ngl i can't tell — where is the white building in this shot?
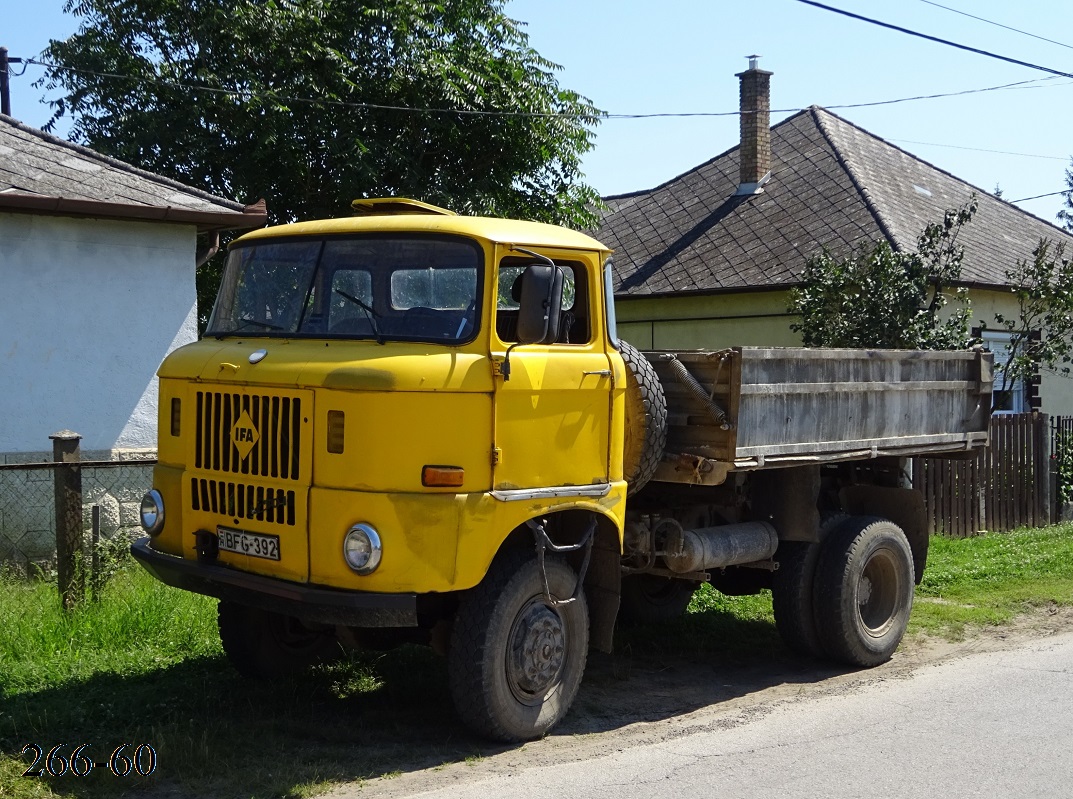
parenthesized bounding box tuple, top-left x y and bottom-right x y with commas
(0, 113, 265, 563)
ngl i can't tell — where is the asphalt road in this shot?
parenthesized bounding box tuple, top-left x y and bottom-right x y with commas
(353, 630, 1073, 799)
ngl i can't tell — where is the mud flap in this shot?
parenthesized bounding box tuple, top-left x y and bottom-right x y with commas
(839, 485, 929, 584)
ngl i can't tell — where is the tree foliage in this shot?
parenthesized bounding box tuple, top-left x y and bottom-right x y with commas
(983, 239, 1073, 393)
(41, 0, 602, 228)
(789, 196, 978, 350)
(40, 0, 604, 327)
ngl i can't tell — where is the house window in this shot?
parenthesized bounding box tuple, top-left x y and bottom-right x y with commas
(980, 330, 1026, 414)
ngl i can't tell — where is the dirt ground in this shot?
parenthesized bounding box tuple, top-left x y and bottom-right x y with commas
(328, 605, 1073, 799)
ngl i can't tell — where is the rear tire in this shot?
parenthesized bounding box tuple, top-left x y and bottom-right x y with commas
(448, 551, 589, 742)
(772, 541, 824, 658)
(814, 517, 915, 667)
(619, 341, 667, 495)
(619, 574, 697, 625)
(217, 601, 338, 678)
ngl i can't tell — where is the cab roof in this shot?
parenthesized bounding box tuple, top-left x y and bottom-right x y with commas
(234, 199, 609, 253)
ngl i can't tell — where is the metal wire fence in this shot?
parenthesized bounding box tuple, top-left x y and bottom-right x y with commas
(0, 458, 156, 567)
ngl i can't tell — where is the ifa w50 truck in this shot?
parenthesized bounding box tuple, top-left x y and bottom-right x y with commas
(132, 198, 992, 742)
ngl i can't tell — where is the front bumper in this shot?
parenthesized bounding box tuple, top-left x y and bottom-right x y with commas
(130, 537, 418, 627)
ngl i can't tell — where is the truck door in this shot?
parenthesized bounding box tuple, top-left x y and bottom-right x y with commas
(492, 253, 613, 492)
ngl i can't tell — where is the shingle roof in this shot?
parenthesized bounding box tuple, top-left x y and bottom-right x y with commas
(597, 106, 1073, 296)
(0, 113, 265, 231)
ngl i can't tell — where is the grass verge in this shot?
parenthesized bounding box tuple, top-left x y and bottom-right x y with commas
(0, 566, 461, 799)
(912, 523, 1073, 637)
(3, 524, 1073, 798)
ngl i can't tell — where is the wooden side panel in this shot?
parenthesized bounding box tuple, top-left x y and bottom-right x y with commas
(644, 348, 992, 475)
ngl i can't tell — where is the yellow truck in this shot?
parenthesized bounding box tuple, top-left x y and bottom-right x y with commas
(132, 198, 992, 741)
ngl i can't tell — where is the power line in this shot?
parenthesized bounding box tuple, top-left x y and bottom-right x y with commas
(15, 57, 1064, 121)
(795, 0, 1073, 80)
(1011, 190, 1068, 203)
(891, 138, 1069, 161)
(916, 0, 1073, 51)
(914, 0, 1073, 51)
(20, 58, 599, 119)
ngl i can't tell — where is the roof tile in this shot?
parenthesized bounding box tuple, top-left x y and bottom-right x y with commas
(598, 107, 1072, 295)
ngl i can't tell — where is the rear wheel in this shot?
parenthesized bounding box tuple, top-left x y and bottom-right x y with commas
(814, 517, 915, 667)
(448, 551, 589, 742)
(772, 541, 824, 658)
(217, 601, 338, 678)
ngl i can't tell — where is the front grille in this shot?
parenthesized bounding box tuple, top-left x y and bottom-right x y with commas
(194, 391, 302, 480)
(191, 478, 296, 526)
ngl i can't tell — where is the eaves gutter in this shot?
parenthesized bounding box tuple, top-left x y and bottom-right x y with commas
(0, 193, 267, 232)
(614, 277, 1016, 303)
(615, 283, 794, 301)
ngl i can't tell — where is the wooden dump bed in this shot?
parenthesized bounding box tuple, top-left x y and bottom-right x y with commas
(645, 347, 993, 486)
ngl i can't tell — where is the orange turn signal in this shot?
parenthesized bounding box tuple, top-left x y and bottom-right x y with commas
(422, 465, 465, 488)
(327, 410, 345, 453)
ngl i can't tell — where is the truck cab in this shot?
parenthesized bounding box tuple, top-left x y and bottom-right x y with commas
(133, 199, 629, 740)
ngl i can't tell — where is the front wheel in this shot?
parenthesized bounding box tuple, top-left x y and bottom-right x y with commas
(448, 551, 589, 742)
(813, 517, 915, 667)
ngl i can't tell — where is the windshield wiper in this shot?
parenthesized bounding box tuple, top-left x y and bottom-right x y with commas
(220, 319, 286, 336)
(334, 288, 385, 344)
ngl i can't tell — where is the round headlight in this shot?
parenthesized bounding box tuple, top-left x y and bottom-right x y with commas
(343, 523, 382, 575)
(140, 489, 165, 536)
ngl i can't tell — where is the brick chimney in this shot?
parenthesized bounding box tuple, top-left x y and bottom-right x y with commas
(735, 55, 773, 196)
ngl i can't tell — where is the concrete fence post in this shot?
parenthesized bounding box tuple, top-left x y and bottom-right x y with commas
(50, 430, 83, 610)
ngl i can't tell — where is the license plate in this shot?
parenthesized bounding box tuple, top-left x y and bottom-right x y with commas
(217, 527, 280, 561)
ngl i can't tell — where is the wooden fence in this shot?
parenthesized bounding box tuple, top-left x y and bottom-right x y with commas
(912, 413, 1050, 537)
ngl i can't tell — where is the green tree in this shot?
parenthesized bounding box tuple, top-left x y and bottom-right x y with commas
(982, 239, 1073, 404)
(789, 196, 978, 350)
(39, 0, 603, 323)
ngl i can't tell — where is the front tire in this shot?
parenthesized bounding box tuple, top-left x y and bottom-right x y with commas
(813, 517, 915, 667)
(448, 551, 589, 742)
(217, 601, 338, 678)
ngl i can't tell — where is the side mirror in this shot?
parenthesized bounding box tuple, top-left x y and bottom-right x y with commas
(515, 264, 563, 345)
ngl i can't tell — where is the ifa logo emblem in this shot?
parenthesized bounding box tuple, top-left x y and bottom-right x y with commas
(231, 410, 260, 460)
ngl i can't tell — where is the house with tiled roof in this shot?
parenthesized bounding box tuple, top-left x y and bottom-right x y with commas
(0, 112, 266, 564)
(595, 60, 1073, 415)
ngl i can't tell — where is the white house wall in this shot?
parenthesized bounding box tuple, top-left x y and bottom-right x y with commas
(0, 212, 198, 455)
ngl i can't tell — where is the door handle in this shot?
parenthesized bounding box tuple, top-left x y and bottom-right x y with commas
(583, 370, 612, 377)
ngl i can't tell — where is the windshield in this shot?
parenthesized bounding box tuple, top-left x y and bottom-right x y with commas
(206, 234, 483, 343)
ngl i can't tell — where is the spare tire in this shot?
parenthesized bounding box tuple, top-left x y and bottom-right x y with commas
(619, 340, 667, 494)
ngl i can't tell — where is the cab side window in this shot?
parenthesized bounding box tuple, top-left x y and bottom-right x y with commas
(496, 259, 591, 344)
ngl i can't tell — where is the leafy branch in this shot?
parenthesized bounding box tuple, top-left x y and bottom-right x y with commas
(981, 239, 1073, 403)
(789, 195, 978, 350)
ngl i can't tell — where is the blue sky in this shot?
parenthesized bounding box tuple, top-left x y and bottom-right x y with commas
(4, 0, 1072, 225)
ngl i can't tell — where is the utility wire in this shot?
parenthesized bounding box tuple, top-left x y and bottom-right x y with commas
(916, 0, 1073, 52)
(1011, 190, 1068, 203)
(891, 138, 1069, 161)
(3, 56, 28, 77)
(795, 0, 1073, 80)
(15, 53, 1070, 208)
(16, 57, 1063, 120)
